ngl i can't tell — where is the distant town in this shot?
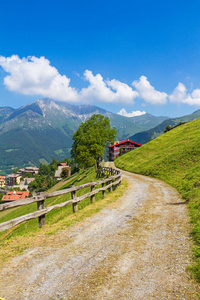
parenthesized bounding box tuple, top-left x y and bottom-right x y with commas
(0, 162, 71, 202)
(0, 138, 141, 203)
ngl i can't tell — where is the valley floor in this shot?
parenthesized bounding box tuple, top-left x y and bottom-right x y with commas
(0, 163, 199, 299)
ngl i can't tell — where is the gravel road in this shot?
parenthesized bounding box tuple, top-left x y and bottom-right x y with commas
(0, 164, 198, 299)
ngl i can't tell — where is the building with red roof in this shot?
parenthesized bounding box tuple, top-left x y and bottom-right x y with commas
(108, 139, 142, 161)
(2, 190, 30, 202)
(58, 163, 67, 167)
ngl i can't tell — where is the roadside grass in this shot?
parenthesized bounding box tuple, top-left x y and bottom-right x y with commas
(115, 117, 200, 281)
(0, 166, 127, 264)
(0, 168, 101, 238)
(45, 172, 77, 193)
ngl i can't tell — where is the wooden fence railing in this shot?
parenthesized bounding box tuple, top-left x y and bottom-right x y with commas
(0, 166, 121, 232)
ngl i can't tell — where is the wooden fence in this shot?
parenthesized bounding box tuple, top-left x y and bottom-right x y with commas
(0, 166, 121, 232)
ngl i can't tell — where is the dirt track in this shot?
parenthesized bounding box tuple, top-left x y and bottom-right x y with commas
(0, 164, 198, 299)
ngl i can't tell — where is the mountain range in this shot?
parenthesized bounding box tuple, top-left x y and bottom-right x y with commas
(0, 98, 168, 174)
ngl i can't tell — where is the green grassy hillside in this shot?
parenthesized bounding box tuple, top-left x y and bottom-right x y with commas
(115, 117, 200, 280)
(129, 108, 200, 145)
(0, 167, 127, 263)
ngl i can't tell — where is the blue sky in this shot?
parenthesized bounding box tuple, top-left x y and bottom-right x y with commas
(1, 0, 200, 117)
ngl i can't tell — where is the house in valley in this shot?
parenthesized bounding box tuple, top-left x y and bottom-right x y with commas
(7, 166, 39, 186)
(54, 163, 71, 179)
(7, 174, 22, 186)
(0, 176, 6, 187)
(2, 190, 30, 202)
(108, 139, 142, 161)
(17, 167, 39, 177)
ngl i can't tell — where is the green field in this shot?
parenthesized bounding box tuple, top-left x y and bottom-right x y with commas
(115, 117, 200, 281)
(0, 167, 127, 263)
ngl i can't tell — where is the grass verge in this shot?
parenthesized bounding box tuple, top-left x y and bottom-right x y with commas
(115, 117, 200, 281)
(0, 166, 127, 264)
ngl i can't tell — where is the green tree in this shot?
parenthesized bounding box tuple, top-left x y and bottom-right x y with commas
(13, 168, 19, 174)
(50, 158, 58, 171)
(164, 125, 172, 133)
(61, 157, 71, 165)
(71, 114, 117, 169)
(60, 167, 69, 179)
(0, 193, 4, 204)
(26, 172, 32, 178)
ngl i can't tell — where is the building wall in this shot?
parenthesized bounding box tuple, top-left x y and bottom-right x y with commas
(109, 141, 141, 161)
(55, 166, 71, 178)
(0, 179, 5, 187)
(8, 175, 21, 186)
(16, 176, 21, 185)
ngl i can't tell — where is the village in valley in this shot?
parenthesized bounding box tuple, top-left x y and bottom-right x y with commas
(0, 138, 140, 204)
(0, 162, 71, 202)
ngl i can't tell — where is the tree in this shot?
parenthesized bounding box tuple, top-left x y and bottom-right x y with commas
(60, 167, 69, 179)
(164, 125, 172, 133)
(26, 172, 32, 178)
(50, 158, 58, 170)
(13, 168, 19, 174)
(71, 114, 117, 169)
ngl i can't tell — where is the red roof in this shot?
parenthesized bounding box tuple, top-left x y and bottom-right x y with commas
(2, 191, 30, 202)
(59, 163, 67, 166)
(0, 176, 5, 179)
(109, 140, 142, 148)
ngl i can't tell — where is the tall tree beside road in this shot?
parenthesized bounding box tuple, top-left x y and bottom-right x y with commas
(71, 114, 117, 169)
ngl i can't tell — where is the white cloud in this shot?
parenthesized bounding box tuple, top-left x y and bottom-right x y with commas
(132, 75, 168, 105)
(190, 89, 200, 105)
(80, 70, 138, 104)
(169, 82, 200, 106)
(169, 82, 190, 104)
(1, 55, 200, 108)
(0, 55, 78, 102)
(0, 56, 138, 105)
(117, 108, 146, 117)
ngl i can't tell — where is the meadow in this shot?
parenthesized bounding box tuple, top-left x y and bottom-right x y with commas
(0, 167, 127, 263)
(115, 118, 200, 280)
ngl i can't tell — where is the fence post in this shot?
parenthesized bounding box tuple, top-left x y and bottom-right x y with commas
(109, 178, 113, 192)
(102, 182, 105, 198)
(71, 185, 78, 213)
(119, 174, 122, 185)
(37, 196, 46, 228)
(91, 182, 95, 203)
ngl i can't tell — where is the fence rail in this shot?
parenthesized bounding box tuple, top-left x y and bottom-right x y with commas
(0, 166, 121, 232)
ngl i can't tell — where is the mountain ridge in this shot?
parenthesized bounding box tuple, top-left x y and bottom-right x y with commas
(0, 98, 169, 174)
(129, 109, 200, 144)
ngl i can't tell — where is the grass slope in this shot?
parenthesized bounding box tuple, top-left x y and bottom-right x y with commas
(115, 117, 200, 281)
(0, 167, 127, 263)
(129, 109, 200, 145)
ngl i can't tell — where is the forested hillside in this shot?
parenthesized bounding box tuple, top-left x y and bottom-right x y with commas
(0, 98, 167, 174)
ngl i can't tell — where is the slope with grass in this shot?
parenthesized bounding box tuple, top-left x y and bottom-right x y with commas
(1, 163, 199, 299)
(129, 108, 200, 144)
(0, 167, 125, 264)
(115, 117, 200, 281)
